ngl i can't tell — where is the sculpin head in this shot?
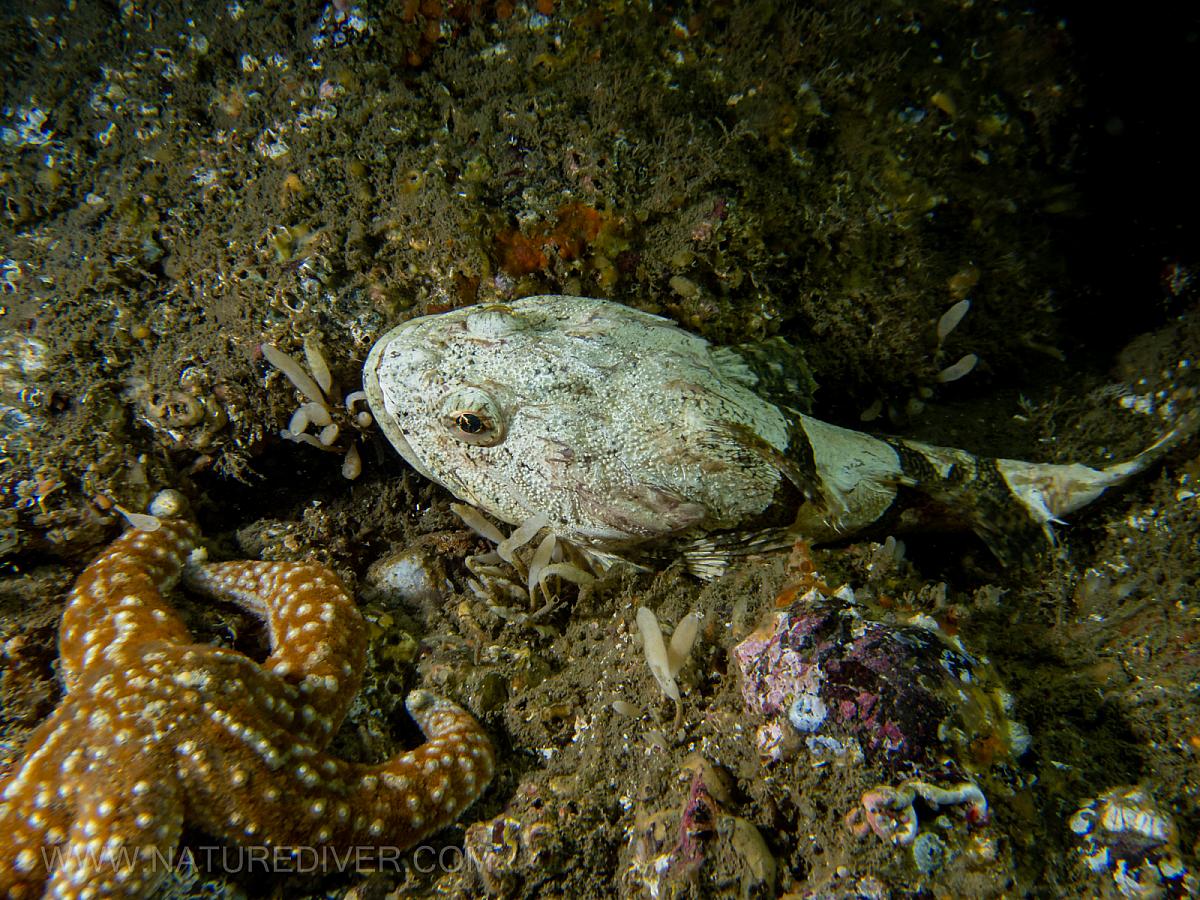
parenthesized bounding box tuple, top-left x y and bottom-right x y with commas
(363, 295, 799, 551)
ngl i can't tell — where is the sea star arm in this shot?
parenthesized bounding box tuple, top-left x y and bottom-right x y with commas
(57, 520, 199, 691)
(0, 705, 82, 897)
(337, 690, 496, 851)
(1, 505, 496, 899)
(186, 689, 495, 855)
(183, 560, 368, 740)
(0, 691, 185, 900)
(44, 750, 183, 900)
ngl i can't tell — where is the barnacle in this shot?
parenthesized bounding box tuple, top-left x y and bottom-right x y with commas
(845, 780, 987, 847)
(1069, 786, 1195, 897)
(145, 390, 206, 429)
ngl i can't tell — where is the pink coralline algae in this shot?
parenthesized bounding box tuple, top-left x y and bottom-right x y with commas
(733, 583, 1023, 775)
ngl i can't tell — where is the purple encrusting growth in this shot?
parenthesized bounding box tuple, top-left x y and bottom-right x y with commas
(734, 587, 983, 773)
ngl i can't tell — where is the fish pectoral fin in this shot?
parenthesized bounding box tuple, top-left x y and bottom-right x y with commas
(969, 510, 1055, 568)
(677, 528, 796, 581)
(713, 337, 818, 414)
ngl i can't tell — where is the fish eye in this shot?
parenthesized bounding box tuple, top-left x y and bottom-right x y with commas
(439, 386, 506, 447)
(454, 412, 485, 434)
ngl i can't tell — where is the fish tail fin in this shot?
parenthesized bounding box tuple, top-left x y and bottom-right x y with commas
(1097, 409, 1199, 482)
(996, 409, 1199, 528)
(907, 412, 1190, 566)
(892, 411, 1198, 565)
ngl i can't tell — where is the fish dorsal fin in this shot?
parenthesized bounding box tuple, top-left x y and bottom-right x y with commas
(710, 337, 817, 414)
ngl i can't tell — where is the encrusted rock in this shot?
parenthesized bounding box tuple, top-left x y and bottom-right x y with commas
(621, 759, 775, 899)
(732, 581, 1027, 774)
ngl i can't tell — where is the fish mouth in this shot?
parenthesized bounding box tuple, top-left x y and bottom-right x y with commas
(362, 321, 441, 484)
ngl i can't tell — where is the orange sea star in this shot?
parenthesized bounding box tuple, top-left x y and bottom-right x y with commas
(0, 512, 494, 898)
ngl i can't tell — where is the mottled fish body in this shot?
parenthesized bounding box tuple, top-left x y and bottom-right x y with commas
(364, 295, 1191, 572)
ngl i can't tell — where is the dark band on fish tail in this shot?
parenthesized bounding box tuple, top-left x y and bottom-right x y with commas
(885, 439, 1049, 566)
(784, 416, 825, 506)
(720, 420, 827, 510)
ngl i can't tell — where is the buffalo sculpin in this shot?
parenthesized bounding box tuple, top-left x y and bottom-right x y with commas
(363, 295, 1192, 575)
